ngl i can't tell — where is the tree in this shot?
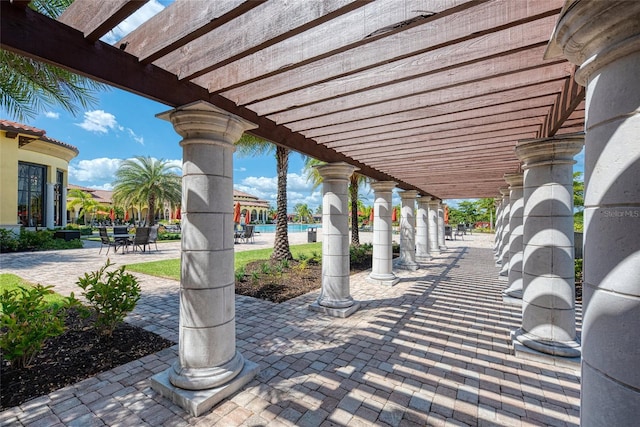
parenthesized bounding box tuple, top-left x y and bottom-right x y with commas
(476, 197, 496, 229)
(457, 200, 479, 224)
(1, 0, 107, 122)
(294, 203, 312, 223)
(573, 171, 585, 232)
(112, 157, 181, 226)
(67, 189, 101, 225)
(236, 134, 292, 260)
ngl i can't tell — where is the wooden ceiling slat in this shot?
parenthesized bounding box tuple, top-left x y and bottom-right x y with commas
(268, 62, 571, 125)
(286, 79, 567, 133)
(247, 24, 557, 115)
(303, 96, 557, 139)
(539, 72, 585, 138)
(314, 106, 551, 145)
(197, 0, 475, 93)
(220, 0, 562, 102)
(118, 0, 262, 64)
(156, 0, 368, 80)
(58, 0, 149, 42)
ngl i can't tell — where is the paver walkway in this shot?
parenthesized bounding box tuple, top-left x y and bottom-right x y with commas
(0, 232, 581, 426)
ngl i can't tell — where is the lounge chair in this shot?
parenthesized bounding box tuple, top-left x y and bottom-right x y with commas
(132, 227, 150, 252)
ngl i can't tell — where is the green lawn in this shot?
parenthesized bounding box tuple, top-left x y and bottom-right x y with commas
(0, 273, 69, 308)
(124, 242, 323, 280)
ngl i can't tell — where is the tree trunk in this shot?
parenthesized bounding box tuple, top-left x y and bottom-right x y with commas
(350, 175, 359, 246)
(272, 146, 293, 261)
(148, 195, 156, 226)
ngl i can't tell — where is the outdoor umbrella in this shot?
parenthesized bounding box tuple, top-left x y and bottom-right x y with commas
(391, 207, 397, 222)
(369, 209, 374, 223)
(233, 202, 241, 223)
(245, 210, 251, 224)
(109, 208, 115, 222)
(125, 210, 130, 221)
(176, 208, 181, 220)
(445, 205, 449, 224)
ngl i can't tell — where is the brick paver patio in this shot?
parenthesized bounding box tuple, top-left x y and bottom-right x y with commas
(0, 233, 581, 426)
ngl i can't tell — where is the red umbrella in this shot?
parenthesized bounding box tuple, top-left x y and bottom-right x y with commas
(444, 205, 449, 224)
(176, 208, 181, 220)
(391, 207, 397, 222)
(369, 209, 374, 223)
(125, 210, 130, 221)
(109, 208, 115, 222)
(233, 202, 241, 223)
(245, 210, 251, 224)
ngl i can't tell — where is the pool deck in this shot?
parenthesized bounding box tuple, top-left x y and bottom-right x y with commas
(0, 232, 581, 426)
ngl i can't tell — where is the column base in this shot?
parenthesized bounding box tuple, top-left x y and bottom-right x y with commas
(511, 328, 581, 360)
(394, 258, 419, 271)
(502, 294, 522, 307)
(416, 255, 433, 264)
(502, 288, 523, 299)
(151, 359, 259, 417)
(498, 266, 509, 276)
(429, 250, 441, 258)
(495, 259, 502, 265)
(439, 245, 448, 250)
(366, 272, 399, 286)
(309, 300, 361, 318)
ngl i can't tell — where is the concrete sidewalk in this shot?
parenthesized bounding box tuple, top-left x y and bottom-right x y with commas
(0, 233, 581, 426)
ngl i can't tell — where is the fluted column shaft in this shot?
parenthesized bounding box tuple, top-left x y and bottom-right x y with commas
(311, 162, 360, 316)
(396, 190, 419, 270)
(503, 173, 524, 298)
(367, 181, 399, 286)
(513, 135, 583, 358)
(427, 199, 441, 257)
(415, 197, 430, 262)
(547, 3, 640, 424)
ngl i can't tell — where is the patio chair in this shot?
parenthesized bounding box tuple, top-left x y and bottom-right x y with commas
(148, 225, 159, 251)
(444, 225, 453, 240)
(456, 224, 465, 240)
(98, 227, 126, 254)
(242, 224, 255, 243)
(132, 227, 150, 252)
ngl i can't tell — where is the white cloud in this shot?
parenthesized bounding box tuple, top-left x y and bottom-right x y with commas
(127, 128, 144, 145)
(69, 158, 123, 184)
(44, 111, 59, 119)
(101, 0, 166, 45)
(76, 110, 118, 133)
(238, 172, 322, 212)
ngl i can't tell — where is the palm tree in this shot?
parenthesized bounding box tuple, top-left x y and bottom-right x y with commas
(294, 203, 312, 223)
(235, 134, 292, 260)
(476, 197, 496, 230)
(1, 0, 107, 122)
(112, 157, 181, 226)
(67, 189, 101, 225)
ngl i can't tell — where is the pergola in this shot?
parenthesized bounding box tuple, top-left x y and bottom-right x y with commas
(2, 0, 584, 199)
(3, 1, 638, 424)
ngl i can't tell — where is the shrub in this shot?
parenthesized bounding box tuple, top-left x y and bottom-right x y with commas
(235, 266, 245, 282)
(260, 262, 271, 275)
(0, 229, 83, 253)
(76, 260, 141, 336)
(0, 229, 19, 252)
(0, 285, 77, 368)
(575, 258, 583, 284)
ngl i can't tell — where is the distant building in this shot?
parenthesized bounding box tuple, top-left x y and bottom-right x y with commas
(0, 120, 78, 232)
(233, 189, 270, 223)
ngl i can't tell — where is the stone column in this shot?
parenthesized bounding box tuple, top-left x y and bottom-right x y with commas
(493, 198, 503, 256)
(437, 202, 446, 250)
(367, 181, 399, 286)
(152, 101, 258, 417)
(46, 182, 55, 229)
(547, 3, 640, 424)
(309, 162, 360, 317)
(395, 190, 419, 270)
(427, 198, 441, 257)
(61, 185, 67, 226)
(497, 187, 511, 275)
(415, 196, 430, 262)
(503, 172, 524, 300)
(512, 135, 583, 359)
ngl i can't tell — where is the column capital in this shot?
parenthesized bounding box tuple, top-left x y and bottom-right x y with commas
(515, 134, 584, 169)
(157, 101, 257, 146)
(499, 187, 510, 197)
(315, 162, 359, 180)
(504, 172, 523, 188)
(417, 195, 431, 206)
(370, 181, 397, 192)
(398, 190, 419, 200)
(545, 1, 640, 85)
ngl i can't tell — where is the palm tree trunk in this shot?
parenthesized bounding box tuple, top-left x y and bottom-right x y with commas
(272, 146, 293, 261)
(148, 196, 156, 226)
(350, 176, 360, 246)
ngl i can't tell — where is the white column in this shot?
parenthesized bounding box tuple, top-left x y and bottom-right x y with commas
(367, 181, 399, 286)
(437, 201, 446, 250)
(415, 196, 430, 262)
(152, 101, 258, 417)
(497, 187, 511, 275)
(503, 173, 524, 299)
(45, 182, 54, 229)
(548, 3, 640, 424)
(395, 190, 419, 271)
(512, 135, 583, 359)
(493, 198, 503, 256)
(309, 162, 360, 317)
(427, 198, 441, 257)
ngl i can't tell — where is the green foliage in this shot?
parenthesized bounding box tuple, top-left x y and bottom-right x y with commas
(575, 258, 583, 284)
(574, 211, 584, 232)
(350, 243, 373, 265)
(235, 267, 245, 282)
(76, 260, 141, 336)
(0, 284, 76, 368)
(260, 262, 272, 275)
(157, 231, 181, 241)
(573, 172, 584, 212)
(280, 258, 290, 269)
(0, 229, 83, 253)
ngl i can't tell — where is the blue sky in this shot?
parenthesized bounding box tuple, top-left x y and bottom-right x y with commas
(3, 0, 584, 213)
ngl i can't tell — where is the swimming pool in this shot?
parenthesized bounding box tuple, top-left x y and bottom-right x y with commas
(252, 224, 321, 233)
